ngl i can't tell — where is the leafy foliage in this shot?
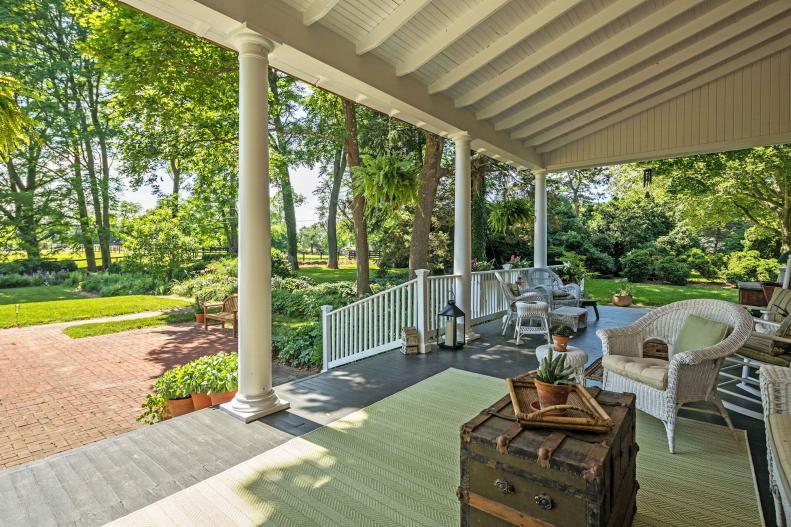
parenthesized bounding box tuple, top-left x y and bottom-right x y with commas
(722, 250, 779, 284)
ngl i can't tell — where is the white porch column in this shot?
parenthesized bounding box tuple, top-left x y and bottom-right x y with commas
(222, 27, 289, 423)
(452, 133, 478, 340)
(533, 169, 548, 268)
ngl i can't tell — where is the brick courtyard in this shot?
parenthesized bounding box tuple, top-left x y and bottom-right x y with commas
(0, 317, 307, 469)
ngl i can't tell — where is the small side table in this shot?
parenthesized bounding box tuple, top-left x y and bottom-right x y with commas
(580, 299, 599, 320)
(535, 344, 588, 385)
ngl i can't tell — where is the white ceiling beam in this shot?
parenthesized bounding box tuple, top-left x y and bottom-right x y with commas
(454, 0, 645, 108)
(535, 31, 791, 154)
(514, 0, 784, 140)
(428, 0, 582, 94)
(303, 0, 340, 26)
(395, 0, 510, 76)
(355, 0, 432, 54)
(479, 0, 703, 120)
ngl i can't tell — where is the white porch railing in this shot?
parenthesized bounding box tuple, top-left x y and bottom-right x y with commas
(321, 266, 543, 371)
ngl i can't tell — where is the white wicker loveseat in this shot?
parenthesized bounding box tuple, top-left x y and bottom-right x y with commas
(760, 365, 791, 527)
(526, 267, 580, 309)
(598, 299, 753, 453)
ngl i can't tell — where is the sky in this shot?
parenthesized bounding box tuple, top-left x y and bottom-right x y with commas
(120, 164, 324, 228)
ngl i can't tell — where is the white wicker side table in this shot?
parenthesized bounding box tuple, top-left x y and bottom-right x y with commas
(535, 344, 588, 385)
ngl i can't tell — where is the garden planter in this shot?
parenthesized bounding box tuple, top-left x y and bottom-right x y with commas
(502, 264, 513, 270)
(552, 335, 570, 352)
(195, 313, 206, 324)
(166, 396, 194, 417)
(612, 294, 633, 307)
(190, 392, 212, 410)
(534, 379, 572, 413)
(209, 389, 237, 406)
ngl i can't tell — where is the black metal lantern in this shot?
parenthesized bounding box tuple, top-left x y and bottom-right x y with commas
(437, 297, 466, 350)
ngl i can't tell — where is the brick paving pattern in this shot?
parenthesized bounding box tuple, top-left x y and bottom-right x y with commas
(0, 319, 307, 469)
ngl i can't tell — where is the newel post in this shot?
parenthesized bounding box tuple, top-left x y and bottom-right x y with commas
(321, 304, 332, 372)
(415, 269, 431, 354)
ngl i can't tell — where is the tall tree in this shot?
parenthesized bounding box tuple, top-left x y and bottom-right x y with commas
(409, 131, 445, 274)
(342, 99, 371, 295)
(550, 167, 610, 217)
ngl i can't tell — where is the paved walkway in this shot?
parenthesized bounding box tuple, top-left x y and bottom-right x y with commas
(0, 317, 308, 469)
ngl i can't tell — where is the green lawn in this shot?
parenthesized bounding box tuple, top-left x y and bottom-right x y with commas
(584, 278, 738, 307)
(296, 263, 407, 283)
(64, 311, 194, 338)
(0, 284, 84, 304)
(0, 289, 191, 328)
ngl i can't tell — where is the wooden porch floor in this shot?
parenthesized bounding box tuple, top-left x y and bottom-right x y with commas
(0, 306, 774, 526)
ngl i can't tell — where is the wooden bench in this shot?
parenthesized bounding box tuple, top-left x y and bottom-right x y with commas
(204, 294, 238, 338)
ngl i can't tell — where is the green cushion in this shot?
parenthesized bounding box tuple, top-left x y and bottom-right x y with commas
(768, 287, 791, 322)
(671, 314, 729, 360)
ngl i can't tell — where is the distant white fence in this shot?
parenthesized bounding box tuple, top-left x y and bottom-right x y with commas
(321, 266, 541, 371)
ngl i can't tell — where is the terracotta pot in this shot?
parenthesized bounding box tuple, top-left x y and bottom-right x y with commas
(166, 396, 194, 417)
(552, 335, 570, 352)
(195, 313, 206, 324)
(209, 389, 237, 406)
(190, 392, 212, 410)
(534, 379, 572, 413)
(612, 294, 633, 307)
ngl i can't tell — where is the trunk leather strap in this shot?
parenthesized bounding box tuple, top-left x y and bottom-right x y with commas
(537, 431, 566, 468)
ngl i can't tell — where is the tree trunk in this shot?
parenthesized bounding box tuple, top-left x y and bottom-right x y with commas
(409, 132, 444, 275)
(280, 165, 300, 270)
(169, 158, 181, 217)
(342, 99, 370, 296)
(6, 151, 42, 260)
(327, 146, 345, 270)
(87, 77, 112, 269)
(72, 140, 97, 271)
(471, 153, 487, 261)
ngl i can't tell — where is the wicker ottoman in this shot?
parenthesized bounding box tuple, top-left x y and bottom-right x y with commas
(550, 306, 588, 331)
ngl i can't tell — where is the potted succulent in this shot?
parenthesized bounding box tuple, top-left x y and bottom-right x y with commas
(551, 324, 573, 352)
(206, 352, 239, 406)
(534, 348, 576, 412)
(154, 367, 194, 417)
(182, 359, 212, 410)
(612, 281, 634, 307)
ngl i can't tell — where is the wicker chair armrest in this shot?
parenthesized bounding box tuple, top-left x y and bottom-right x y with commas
(563, 283, 581, 299)
(755, 318, 781, 331)
(750, 331, 791, 345)
(597, 327, 645, 358)
(761, 365, 791, 417)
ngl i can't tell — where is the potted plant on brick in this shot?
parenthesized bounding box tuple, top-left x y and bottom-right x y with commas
(612, 281, 634, 307)
(534, 348, 576, 411)
(182, 359, 212, 410)
(206, 352, 239, 406)
(154, 367, 194, 417)
(551, 324, 573, 352)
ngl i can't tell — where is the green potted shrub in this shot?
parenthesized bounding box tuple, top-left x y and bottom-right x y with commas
(153, 366, 194, 417)
(534, 348, 576, 412)
(551, 324, 573, 352)
(205, 352, 239, 406)
(182, 359, 212, 410)
(612, 281, 634, 306)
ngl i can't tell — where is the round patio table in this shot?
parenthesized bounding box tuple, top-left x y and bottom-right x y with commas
(535, 344, 588, 385)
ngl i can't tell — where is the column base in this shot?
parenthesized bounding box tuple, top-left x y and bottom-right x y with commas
(220, 390, 290, 423)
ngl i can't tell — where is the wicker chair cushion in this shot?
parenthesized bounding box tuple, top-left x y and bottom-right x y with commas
(507, 283, 520, 296)
(768, 287, 791, 322)
(602, 355, 668, 390)
(745, 317, 791, 356)
(738, 346, 791, 367)
(552, 290, 571, 299)
(671, 314, 729, 360)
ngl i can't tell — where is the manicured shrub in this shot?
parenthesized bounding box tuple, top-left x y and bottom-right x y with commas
(620, 247, 654, 283)
(653, 258, 690, 286)
(0, 259, 77, 274)
(621, 245, 691, 285)
(682, 248, 720, 280)
(722, 250, 779, 284)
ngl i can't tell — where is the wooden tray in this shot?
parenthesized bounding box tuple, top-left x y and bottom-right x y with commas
(506, 371, 613, 432)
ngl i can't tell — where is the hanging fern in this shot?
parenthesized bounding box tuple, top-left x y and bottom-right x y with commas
(488, 198, 533, 234)
(351, 152, 418, 209)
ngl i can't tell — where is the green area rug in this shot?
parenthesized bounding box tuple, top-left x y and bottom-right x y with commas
(110, 368, 762, 526)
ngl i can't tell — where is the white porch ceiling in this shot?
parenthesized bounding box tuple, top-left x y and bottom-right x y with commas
(123, 0, 791, 171)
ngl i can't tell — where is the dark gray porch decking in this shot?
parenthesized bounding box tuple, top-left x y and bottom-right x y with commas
(0, 306, 774, 526)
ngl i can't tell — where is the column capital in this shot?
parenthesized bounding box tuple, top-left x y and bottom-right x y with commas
(229, 23, 275, 55)
(450, 132, 472, 144)
(533, 168, 549, 177)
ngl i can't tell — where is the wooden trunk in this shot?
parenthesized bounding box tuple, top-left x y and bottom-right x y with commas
(458, 388, 637, 527)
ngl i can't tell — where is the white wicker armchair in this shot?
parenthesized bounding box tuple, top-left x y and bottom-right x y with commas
(526, 267, 580, 309)
(598, 299, 753, 453)
(494, 272, 544, 335)
(760, 365, 791, 527)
